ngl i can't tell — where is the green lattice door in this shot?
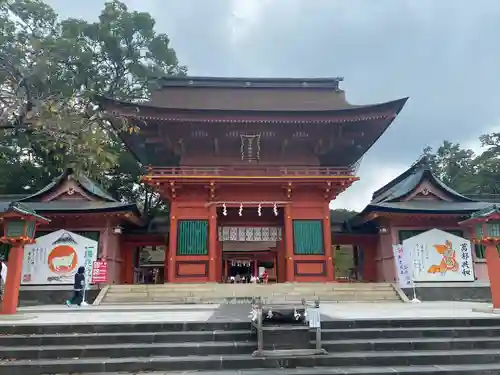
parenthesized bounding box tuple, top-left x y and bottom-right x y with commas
(293, 220, 324, 255)
(177, 220, 208, 255)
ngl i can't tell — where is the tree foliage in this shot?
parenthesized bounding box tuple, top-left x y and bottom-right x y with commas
(0, 0, 186, 215)
(331, 209, 359, 222)
(424, 133, 500, 196)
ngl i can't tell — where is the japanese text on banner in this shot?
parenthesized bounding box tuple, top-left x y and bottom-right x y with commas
(460, 243, 472, 277)
(392, 244, 413, 288)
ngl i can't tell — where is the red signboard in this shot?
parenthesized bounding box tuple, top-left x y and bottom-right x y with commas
(91, 261, 108, 283)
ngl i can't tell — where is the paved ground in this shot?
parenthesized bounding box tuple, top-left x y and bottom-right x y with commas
(0, 301, 497, 325)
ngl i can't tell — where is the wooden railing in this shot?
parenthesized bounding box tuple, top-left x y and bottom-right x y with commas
(147, 166, 355, 177)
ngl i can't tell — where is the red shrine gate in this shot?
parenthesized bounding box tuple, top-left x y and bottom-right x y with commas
(144, 174, 356, 283)
(100, 76, 408, 283)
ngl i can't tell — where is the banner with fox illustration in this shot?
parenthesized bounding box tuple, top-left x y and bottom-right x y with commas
(21, 230, 98, 285)
(402, 229, 474, 282)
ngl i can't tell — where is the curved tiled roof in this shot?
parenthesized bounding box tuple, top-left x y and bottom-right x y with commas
(19, 168, 117, 203)
(370, 157, 474, 204)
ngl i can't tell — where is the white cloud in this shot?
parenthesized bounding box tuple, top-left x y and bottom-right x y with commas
(228, 0, 272, 43)
(462, 120, 500, 155)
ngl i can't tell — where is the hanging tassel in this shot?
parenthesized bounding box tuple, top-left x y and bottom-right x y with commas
(257, 203, 262, 217)
(273, 203, 278, 216)
(239, 203, 243, 216)
(223, 203, 228, 216)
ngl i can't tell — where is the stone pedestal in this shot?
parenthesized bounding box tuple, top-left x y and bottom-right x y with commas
(252, 304, 326, 357)
(262, 325, 310, 350)
(262, 306, 306, 325)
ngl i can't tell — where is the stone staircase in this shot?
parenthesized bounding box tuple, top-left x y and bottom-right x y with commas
(100, 283, 402, 304)
(2, 317, 500, 374)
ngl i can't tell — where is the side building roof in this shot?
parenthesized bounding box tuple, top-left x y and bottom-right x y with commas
(19, 168, 117, 203)
(2, 168, 142, 217)
(356, 157, 491, 218)
(371, 157, 474, 204)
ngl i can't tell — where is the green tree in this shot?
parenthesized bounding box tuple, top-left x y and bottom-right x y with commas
(423, 141, 479, 194)
(0, 0, 185, 214)
(472, 133, 500, 194)
(331, 209, 359, 222)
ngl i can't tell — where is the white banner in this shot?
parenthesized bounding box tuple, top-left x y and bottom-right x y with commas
(403, 229, 474, 282)
(22, 230, 98, 285)
(1, 262, 6, 283)
(393, 244, 413, 288)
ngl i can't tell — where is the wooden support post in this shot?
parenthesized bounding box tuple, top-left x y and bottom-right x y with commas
(167, 203, 179, 283)
(323, 205, 334, 281)
(314, 298, 322, 352)
(315, 326, 322, 352)
(121, 244, 135, 284)
(1, 245, 24, 315)
(284, 204, 294, 282)
(208, 205, 217, 282)
(485, 242, 500, 309)
(256, 300, 263, 356)
(362, 243, 378, 282)
(126, 246, 135, 284)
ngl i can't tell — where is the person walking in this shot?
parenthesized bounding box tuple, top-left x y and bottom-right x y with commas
(66, 266, 85, 307)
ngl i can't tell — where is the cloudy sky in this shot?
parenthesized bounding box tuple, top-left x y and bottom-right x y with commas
(47, 0, 500, 211)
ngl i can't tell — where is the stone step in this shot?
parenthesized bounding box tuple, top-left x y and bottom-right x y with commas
(0, 330, 254, 346)
(321, 336, 500, 352)
(0, 321, 250, 335)
(102, 296, 401, 304)
(0, 341, 256, 360)
(4, 336, 500, 361)
(107, 284, 395, 292)
(65, 363, 500, 375)
(2, 350, 500, 374)
(2, 319, 500, 374)
(104, 289, 398, 296)
(106, 288, 397, 295)
(129, 288, 396, 295)
(4, 318, 498, 336)
(4, 326, 500, 347)
(321, 326, 500, 340)
(103, 284, 400, 304)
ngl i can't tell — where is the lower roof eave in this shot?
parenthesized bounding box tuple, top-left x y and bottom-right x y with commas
(363, 207, 479, 217)
(33, 205, 143, 221)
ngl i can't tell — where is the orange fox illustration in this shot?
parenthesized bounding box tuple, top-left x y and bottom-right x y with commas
(427, 240, 459, 274)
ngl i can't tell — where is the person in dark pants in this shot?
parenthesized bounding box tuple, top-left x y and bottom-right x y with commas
(66, 266, 85, 307)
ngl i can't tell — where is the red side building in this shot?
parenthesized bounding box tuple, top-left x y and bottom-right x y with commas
(100, 76, 408, 283)
(0, 168, 142, 284)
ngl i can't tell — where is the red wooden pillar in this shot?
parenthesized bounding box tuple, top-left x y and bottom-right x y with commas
(217, 241, 223, 282)
(323, 205, 334, 281)
(485, 242, 500, 308)
(276, 240, 286, 283)
(284, 204, 294, 282)
(121, 245, 134, 284)
(167, 203, 179, 283)
(2, 245, 24, 315)
(208, 205, 217, 282)
(362, 243, 377, 282)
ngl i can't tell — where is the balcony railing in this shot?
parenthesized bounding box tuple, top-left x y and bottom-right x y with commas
(147, 166, 355, 177)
